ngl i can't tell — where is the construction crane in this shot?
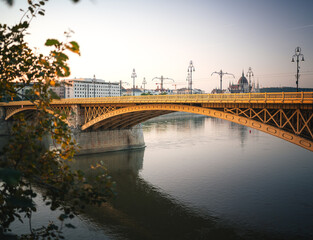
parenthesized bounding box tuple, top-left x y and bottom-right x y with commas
(152, 75, 174, 94)
(211, 70, 235, 91)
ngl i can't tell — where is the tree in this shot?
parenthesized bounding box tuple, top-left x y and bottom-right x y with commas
(0, 1, 113, 239)
(2, 0, 80, 6)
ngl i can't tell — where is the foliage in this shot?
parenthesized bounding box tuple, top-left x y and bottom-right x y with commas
(2, 0, 80, 7)
(141, 92, 152, 96)
(0, 1, 114, 239)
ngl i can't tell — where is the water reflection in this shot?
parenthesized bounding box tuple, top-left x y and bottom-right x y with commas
(70, 114, 312, 240)
(141, 115, 313, 240)
(72, 149, 244, 240)
(143, 113, 206, 133)
(207, 117, 250, 146)
(10, 114, 313, 239)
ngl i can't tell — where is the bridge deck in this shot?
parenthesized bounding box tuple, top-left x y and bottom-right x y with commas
(1, 92, 313, 106)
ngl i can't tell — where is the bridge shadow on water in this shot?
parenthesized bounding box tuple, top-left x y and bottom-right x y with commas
(72, 148, 284, 240)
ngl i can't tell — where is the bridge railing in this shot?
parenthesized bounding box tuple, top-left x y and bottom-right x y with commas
(106, 92, 313, 104)
(1, 92, 313, 106)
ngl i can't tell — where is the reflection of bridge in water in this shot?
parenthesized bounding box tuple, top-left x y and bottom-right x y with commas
(71, 149, 256, 239)
(1, 92, 312, 151)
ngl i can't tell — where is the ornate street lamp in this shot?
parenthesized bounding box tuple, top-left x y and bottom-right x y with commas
(187, 60, 195, 94)
(291, 47, 305, 92)
(246, 67, 254, 93)
(131, 68, 137, 96)
(142, 77, 147, 93)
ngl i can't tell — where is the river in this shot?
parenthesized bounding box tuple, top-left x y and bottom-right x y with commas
(12, 113, 313, 239)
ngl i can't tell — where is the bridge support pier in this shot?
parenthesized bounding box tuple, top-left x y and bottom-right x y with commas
(0, 110, 11, 154)
(71, 126, 145, 155)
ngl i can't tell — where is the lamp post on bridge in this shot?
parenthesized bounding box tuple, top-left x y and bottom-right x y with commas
(246, 67, 254, 93)
(291, 47, 305, 92)
(142, 77, 147, 93)
(131, 68, 137, 96)
(187, 60, 195, 94)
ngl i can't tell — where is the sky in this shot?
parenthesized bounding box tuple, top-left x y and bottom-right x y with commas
(1, 0, 313, 92)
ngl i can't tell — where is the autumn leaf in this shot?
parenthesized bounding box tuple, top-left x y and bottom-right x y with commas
(45, 39, 60, 46)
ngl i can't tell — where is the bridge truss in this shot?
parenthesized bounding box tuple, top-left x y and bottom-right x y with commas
(1, 92, 312, 151)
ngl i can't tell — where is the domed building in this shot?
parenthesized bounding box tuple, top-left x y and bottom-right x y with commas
(227, 70, 251, 93)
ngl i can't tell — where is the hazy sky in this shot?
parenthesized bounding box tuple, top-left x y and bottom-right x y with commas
(1, 0, 313, 92)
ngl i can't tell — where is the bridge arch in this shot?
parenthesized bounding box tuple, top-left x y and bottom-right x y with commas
(81, 104, 313, 151)
(5, 106, 70, 125)
(5, 106, 37, 120)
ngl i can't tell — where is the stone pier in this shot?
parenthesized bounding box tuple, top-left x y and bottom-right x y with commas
(72, 126, 145, 155)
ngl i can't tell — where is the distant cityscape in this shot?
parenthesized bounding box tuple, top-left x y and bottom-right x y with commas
(12, 70, 313, 101)
(8, 46, 310, 101)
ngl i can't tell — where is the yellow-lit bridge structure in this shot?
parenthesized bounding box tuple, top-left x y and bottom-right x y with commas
(1, 92, 313, 151)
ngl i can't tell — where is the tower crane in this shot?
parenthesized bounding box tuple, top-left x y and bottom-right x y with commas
(211, 70, 235, 91)
(152, 76, 174, 94)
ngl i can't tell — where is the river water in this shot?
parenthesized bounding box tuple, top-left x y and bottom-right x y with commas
(12, 114, 313, 239)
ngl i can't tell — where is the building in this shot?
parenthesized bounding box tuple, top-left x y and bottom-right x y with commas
(125, 88, 143, 96)
(211, 70, 260, 94)
(192, 88, 205, 94)
(260, 87, 313, 92)
(211, 88, 226, 94)
(57, 78, 120, 99)
(17, 83, 34, 100)
(227, 71, 250, 93)
(226, 70, 260, 93)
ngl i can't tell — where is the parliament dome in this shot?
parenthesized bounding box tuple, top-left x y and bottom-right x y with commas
(238, 71, 248, 85)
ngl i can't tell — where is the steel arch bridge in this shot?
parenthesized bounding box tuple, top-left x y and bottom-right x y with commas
(1, 92, 313, 151)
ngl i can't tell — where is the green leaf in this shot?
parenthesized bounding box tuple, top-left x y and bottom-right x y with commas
(58, 214, 68, 221)
(69, 41, 79, 50)
(28, 6, 34, 14)
(45, 39, 60, 46)
(6, 196, 35, 208)
(65, 223, 76, 229)
(0, 168, 21, 186)
(66, 41, 80, 55)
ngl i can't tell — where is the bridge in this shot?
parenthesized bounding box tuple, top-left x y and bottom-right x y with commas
(0, 92, 312, 151)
